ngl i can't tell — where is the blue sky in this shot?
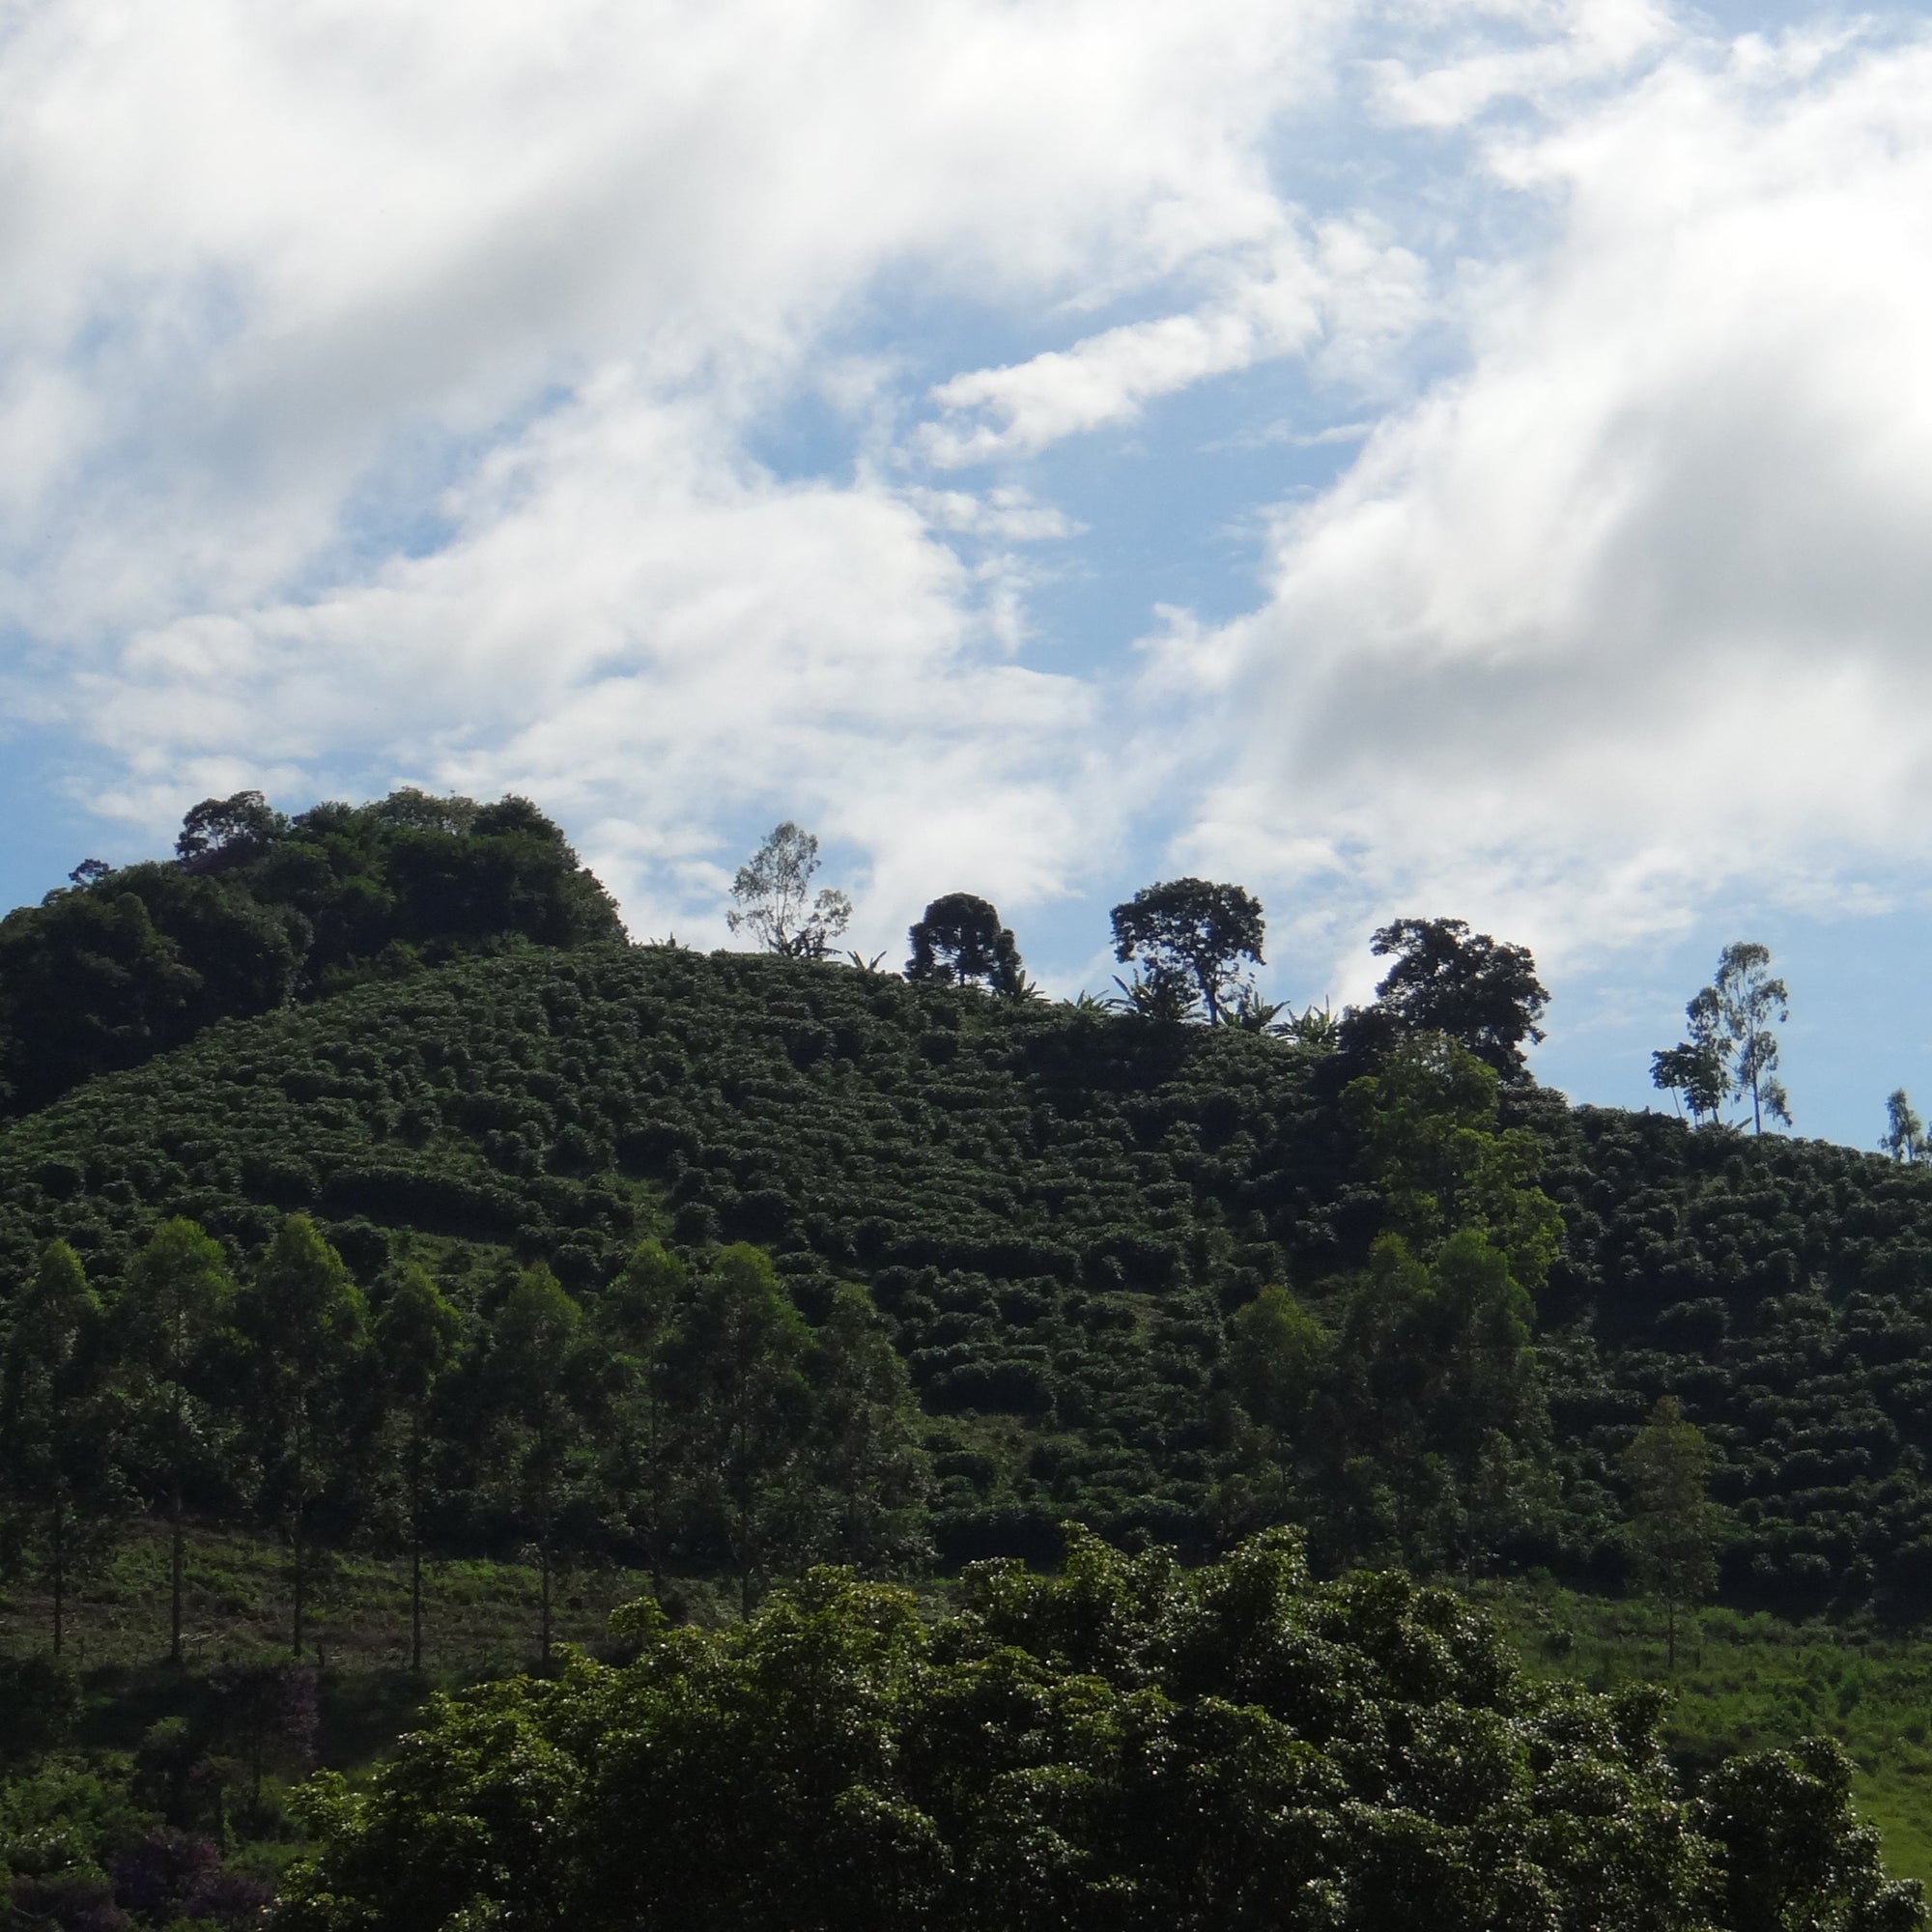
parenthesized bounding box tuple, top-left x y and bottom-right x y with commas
(2, 0, 1931, 1151)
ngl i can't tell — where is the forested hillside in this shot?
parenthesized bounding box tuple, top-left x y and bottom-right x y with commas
(5, 937, 1932, 1618)
(0, 788, 622, 1116)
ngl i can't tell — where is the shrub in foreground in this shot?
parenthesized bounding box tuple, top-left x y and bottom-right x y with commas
(275, 1531, 1921, 1932)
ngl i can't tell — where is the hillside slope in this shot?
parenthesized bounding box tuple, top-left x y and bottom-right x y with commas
(3, 941, 1932, 1606)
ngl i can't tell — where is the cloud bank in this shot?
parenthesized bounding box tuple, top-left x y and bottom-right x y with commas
(1162, 19, 1932, 979)
(1, 0, 1930, 1006)
(0, 0, 1355, 943)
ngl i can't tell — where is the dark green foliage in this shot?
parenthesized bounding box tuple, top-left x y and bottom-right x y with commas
(0, 1652, 370, 1932)
(0, 869, 306, 1110)
(1342, 1035, 1561, 1286)
(123, 1217, 238, 1663)
(0, 1243, 119, 1654)
(0, 945, 1352, 1569)
(373, 1264, 461, 1672)
(1654, 1037, 1728, 1127)
(1698, 1737, 1920, 1931)
(0, 788, 623, 1114)
(1213, 1039, 1563, 1575)
(1528, 1103, 1932, 1617)
(1348, 917, 1550, 1080)
(1110, 877, 1264, 1025)
(236, 1215, 369, 1656)
(594, 1239, 685, 1594)
(0, 1141, 935, 1660)
(8, 936, 1932, 1615)
(906, 894, 1025, 996)
(0, 905, 1925, 1907)
(483, 1263, 591, 1662)
(176, 789, 289, 868)
(278, 1530, 1921, 1932)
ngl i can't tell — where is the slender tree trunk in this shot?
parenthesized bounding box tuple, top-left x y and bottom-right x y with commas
(291, 1400, 306, 1659)
(646, 1395, 666, 1599)
(292, 1509, 305, 1659)
(734, 1462, 754, 1621)
(538, 1543, 552, 1666)
(1666, 1596, 1677, 1673)
(169, 1483, 185, 1665)
(51, 1492, 66, 1658)
(536, 1438, 553, 1667)
(408, 1419, 425, 1674)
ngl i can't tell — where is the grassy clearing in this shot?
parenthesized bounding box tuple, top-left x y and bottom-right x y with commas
(1478, 1579, 1932, 1889)
(0, 1521, 684, 1681)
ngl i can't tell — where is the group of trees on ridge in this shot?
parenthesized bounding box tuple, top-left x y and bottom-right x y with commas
(728, 821, 1556, 1078)
(0, 1215, 928, 1666)
(0, 788, 622, 1118)
(738, 818, 1849, 1143)
(7, 791, 1863, 1144)
(735, 817, 1924, 1152)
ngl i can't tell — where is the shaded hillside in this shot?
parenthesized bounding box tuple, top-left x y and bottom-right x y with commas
(0, 788, 623, 1116)
(1532, 1104, 1932, 1614)
(4, 941, 1932, 1606)
(0, 945, 1348, 1567)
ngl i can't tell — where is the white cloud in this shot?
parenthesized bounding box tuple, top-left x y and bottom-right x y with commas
(1366, 0, 1676, 128)
(916, 223, 1429, 467)
(10, 0, 1932, 1030)
(0, 0, 1350, 633)
(83, 379, 1106, 943)
(1167, 25, 1932, 982)
(0, 0, 1363, 941)
(900, 485, 1082, 544)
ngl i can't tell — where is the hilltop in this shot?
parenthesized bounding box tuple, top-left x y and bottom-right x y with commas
(3, 937, 1931, 1613)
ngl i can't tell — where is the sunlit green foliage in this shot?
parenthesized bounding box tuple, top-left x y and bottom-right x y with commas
(1624, 1396, 1721, 1668)
(278, 1531, 1922, 1932)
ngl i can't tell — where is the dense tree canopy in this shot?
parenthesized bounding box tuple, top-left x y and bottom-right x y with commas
(0, 1206, 931, 1666)
(0, 788, 623, 1116)
(1346, 917, 1549, 1080)
(1110, 878, 1264, 1025)
(906, 894, 1024, 996)
(4, 936, 1932, 1614)
(278, 1530, 1921, 1932)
